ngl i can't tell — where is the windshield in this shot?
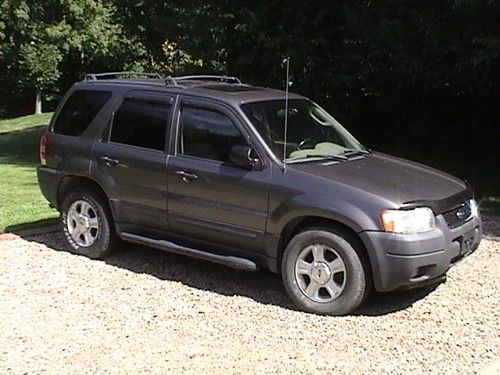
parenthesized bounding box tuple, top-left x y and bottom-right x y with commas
(241, 99, 367, 163)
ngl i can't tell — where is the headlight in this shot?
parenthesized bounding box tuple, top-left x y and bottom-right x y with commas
(469, 199, 479, 217)
(381, 207, 435, 234)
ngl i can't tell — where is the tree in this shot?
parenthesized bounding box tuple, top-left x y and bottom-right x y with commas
(0, 0, 133, 114)
(113, 0, 224, 74)
(18, 43, 61, 114)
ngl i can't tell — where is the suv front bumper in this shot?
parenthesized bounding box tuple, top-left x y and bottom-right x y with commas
(360, 215, 482, 292)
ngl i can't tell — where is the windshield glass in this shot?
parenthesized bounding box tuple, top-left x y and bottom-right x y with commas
(241, 99, 366, 163)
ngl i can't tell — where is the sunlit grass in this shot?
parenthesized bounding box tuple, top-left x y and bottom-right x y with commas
(0, 113, 53, 133)
(0, 113, 58, 232)
(0, 164, 58, 232)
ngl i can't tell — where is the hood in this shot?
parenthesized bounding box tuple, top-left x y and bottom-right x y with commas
(289, 152, 470, 214)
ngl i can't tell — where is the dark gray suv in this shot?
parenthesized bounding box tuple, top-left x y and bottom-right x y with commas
(37, 72, 482, 315)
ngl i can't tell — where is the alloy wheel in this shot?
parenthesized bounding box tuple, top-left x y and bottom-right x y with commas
(294, 244, 347, 303)
(66, 200, 100, 247)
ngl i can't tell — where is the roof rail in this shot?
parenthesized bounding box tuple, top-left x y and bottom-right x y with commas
(85, 71, 163, 81)
(173, 75, 242, 84)
(165, 76, 179, 86)
(83, 72, 242, 87)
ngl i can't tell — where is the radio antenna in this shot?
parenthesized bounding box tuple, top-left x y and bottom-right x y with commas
(282, 57, 290, 170)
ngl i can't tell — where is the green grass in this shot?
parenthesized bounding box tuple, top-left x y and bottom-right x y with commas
(480, 196, 500, 214)
(0, 113, 58, 232)
(0, 113, 53, 134)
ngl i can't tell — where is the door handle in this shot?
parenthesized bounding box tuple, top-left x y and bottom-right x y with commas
(175, 170, 198, 182)
(101, 156, 120, 166)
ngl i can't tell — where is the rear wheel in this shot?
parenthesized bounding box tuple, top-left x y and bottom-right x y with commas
(60, 188, 118, 259)
(282, 228, 370, 315)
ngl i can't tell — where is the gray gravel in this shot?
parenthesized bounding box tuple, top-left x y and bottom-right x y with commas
(0, 215, 499, 374)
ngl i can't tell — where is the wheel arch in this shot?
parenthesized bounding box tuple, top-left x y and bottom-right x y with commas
(276, 216, 373, 283)
(57, 175, 115, 221)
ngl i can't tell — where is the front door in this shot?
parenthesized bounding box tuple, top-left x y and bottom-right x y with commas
(91, 91, 175, 233)
(166, 99, 271, 254)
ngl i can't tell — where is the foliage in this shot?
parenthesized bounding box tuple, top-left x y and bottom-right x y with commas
(18, 43, 61, 92)
(125, 39, 205, 75)
(0, 0, 135, 114)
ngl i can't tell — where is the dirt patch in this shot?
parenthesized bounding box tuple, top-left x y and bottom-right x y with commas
(0, 233, 19, 241)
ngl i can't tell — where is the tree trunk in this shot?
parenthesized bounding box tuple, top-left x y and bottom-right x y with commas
(35, 88, 42, 114)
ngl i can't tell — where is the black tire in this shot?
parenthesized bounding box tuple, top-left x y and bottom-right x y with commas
(281, 227, 371, 315)
(60, 187, 118, 259)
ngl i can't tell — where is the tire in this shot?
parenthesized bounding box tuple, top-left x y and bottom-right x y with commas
(60, 187, 118, 259)
(281, 227, 371, 315)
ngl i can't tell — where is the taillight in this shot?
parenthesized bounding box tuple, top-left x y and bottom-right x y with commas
(40, 134, 48, 165)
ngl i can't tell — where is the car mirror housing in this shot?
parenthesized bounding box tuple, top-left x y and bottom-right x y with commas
(229, 145, 263, 170)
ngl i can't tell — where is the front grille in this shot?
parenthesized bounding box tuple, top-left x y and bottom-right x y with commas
(442, 203, 471, 229)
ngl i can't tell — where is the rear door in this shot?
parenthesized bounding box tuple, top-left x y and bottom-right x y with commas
(166, 97, 271, 254)
(91, 91, 175, 234)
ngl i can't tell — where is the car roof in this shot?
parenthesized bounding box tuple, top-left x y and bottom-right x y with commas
(73, 77, 307, 106)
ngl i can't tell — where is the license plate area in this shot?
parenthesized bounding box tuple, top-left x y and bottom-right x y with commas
(460, 229, 476, 255)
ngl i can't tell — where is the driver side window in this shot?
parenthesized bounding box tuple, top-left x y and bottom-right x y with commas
(178, 106, 247, 163)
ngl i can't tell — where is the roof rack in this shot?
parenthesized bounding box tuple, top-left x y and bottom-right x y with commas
(172, 75, 242, 84)
(84, 72, 243, 87)
(85, 71, 163, 81)
(165, 76, 179, 86)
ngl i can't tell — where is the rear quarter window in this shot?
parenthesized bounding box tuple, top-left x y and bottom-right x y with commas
(109, 97, 170, 151)
(53, 90, 112, 136)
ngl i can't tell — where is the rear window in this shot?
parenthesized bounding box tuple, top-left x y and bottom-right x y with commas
(53, 90, 112, 136)
(109, 98, 170, 151)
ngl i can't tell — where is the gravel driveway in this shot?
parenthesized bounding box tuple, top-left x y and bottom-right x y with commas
(1, 216, 499, 374)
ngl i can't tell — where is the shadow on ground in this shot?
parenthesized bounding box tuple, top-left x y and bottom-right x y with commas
(5, 218, 58, 232)
(6, 221, 462, 317)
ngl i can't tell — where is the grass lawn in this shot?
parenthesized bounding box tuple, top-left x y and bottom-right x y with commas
(0, 113, 58, 232)
(0, 113, 53, 134)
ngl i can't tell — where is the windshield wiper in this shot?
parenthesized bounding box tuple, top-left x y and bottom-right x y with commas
(341, 149, 371, 157)
(288, 153, 348, 162)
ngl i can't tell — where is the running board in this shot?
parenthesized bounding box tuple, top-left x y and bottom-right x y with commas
(120, 232, 258, 271)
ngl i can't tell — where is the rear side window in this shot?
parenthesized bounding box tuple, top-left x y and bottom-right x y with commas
(110, 98, 170, 151)
(178, 106, 247, 163)
(53, 90, 112, 136)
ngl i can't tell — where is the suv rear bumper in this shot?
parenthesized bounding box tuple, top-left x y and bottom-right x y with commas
(37, 166, 63, 210)
(360, 215, 482, 292)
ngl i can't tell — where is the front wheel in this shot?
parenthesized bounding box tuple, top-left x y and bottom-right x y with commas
(281, 228, 370, 315)
(60, 187, 118, 259)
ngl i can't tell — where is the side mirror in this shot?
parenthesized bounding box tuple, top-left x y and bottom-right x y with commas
(229, 145, 263, 170)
